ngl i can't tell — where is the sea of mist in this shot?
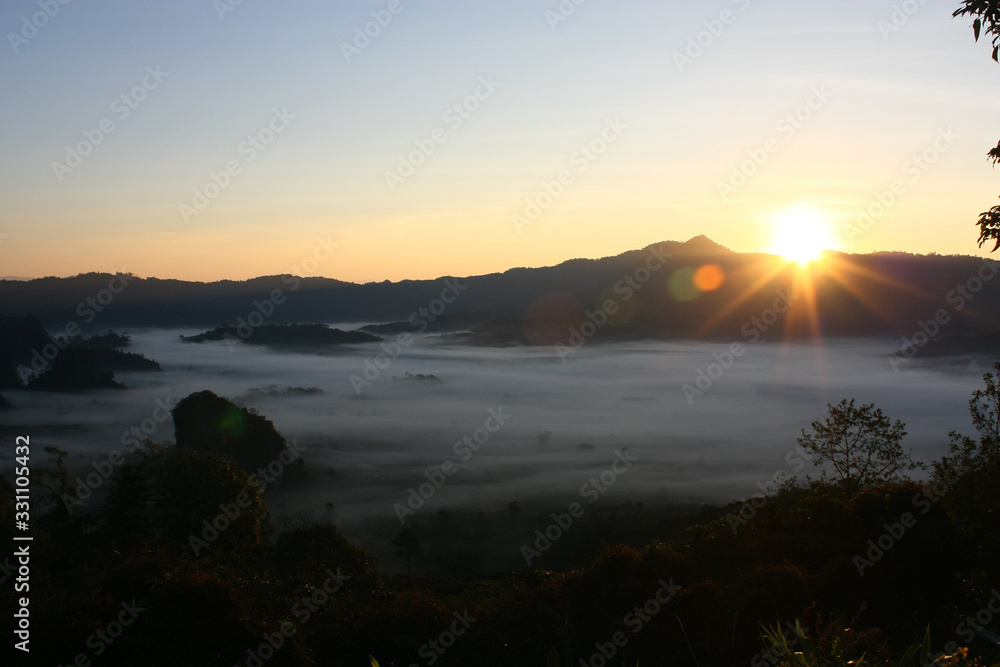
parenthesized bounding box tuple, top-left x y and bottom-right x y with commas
(1, 328, 987, 565)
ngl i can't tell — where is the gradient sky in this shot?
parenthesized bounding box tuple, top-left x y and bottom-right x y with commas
(1, 0, 998, 283)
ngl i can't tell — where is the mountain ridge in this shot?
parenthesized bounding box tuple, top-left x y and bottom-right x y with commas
(1, 236, 734, 286)
(2, 236, 1000, 343)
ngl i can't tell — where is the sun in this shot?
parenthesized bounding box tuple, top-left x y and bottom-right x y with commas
(768, 205, 837, 267)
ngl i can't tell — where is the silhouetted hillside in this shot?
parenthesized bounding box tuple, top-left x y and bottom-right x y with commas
(0, 313, 53, 362)
(87, 348, 162, 371)
(903, 330, 1000, 358)
(4, 239, 1000, 342)
(360, 310, 519, 335)
(26, 347, 124, 391)
(77, 332, 132, 349)
(182, 323, 379, 349)
(0, 355, 19, 390)
(0, 315, 160, 390)
(172, 390, 304, 477)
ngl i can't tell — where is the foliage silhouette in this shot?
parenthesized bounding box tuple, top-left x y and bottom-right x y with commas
(172, 390, 302, 476)
(955, 1, 1000, 250)
(7, 383, 1000, 666)
(797, 399, 921, 488)
(393, 528, 421, 575)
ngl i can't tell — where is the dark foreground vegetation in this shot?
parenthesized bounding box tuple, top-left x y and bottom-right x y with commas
(5, 372, 1000, 667)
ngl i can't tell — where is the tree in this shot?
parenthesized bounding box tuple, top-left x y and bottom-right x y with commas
(33, 446, 72, 519)
(933, 363, 1000, 559)
(26, 346, 123, 391)
(797, 399, 921, 488)
(392, 528, 421, 575)
(954, 1, 1000, 249)
(130, 443, 270, 558)
(172, 390, 300, 476)
(935, 362, 1000, 490)
(102, 461, 152, 547)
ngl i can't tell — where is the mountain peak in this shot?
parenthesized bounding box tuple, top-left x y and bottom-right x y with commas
(641, 236, 732, 257)
(681, 235, 732, 254)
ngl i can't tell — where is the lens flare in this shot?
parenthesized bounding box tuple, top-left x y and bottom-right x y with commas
(693, 264, 726, 292)
(768, 205, 837, 267)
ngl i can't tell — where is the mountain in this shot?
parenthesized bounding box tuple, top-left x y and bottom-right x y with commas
(0, 314, 160, 391)
(2, 238, 1000, 344)
(25, 346, 124, 392)
(183, 323, 380, 349)
(172, 390, 301, 476)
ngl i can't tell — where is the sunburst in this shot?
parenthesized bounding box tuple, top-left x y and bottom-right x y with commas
(768, 205, 838, 267)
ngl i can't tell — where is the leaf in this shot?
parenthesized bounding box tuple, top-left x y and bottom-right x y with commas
(370, 657, 380, 667)
(795, 619, 813, 657)
(893, 642, 920, 667)
(975, 18, 982, 41)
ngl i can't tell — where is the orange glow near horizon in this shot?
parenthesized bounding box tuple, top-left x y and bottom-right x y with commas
(767, 205, 839, 268)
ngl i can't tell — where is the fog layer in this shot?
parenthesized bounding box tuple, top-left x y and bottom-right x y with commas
(2, 330, 983, 543)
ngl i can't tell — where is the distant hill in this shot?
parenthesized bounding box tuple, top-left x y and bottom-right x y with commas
(183, 323, 380, 349)
(173, 390, 304, 478)
(3, 237, 1000, 343)
(0, 315, 160, 391)
(25, 347, 124, 392)
(902, 331, 1000, 359)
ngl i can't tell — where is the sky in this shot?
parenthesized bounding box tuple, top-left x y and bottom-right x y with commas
(1, 0, 998, 283)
